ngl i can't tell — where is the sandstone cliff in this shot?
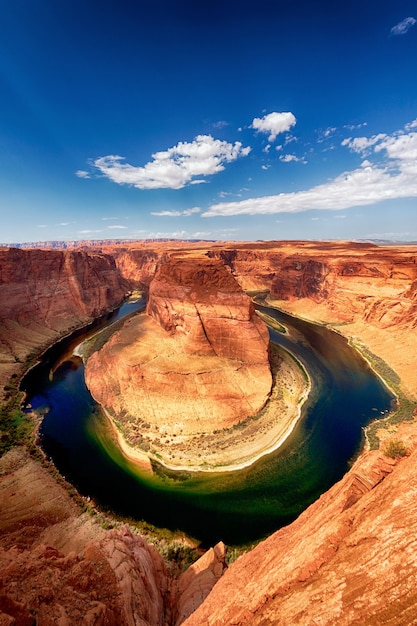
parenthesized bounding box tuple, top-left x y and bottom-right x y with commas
(85, 254, 272, 467)
(183, 421, 417, 626)
(206, 241, 417, 397)
(0, 247, 128, 393)
(106, 240, 417, 396)
(0, 448, 227, 626)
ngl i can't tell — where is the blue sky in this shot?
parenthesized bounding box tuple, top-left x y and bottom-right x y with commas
(0, 0, 416, 244)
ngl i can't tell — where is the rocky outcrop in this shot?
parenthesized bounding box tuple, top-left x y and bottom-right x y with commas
(207, 241, 417, 329)
(146, 256, 270, 362)
(0, 248, 127, 326)
(111, 247, 162, 289)
(174, 542, 227, 625)
(0, 448, 227, 626)
(183, 422, 417, 626)
(85, 254, 272, 465)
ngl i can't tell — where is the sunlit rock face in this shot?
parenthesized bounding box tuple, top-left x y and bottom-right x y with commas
(0, 247, 128, 326)
(207, 241, 417, 329)
(85, 254, 272, 438)
(0, 447, 227, 626)
(146, 256, 270, 362)
(183, 421, 417, 626)
(0, 247, 128, 394)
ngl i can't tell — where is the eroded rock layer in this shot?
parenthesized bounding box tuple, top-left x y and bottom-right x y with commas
(0, 448, 227, 626)
(0, 247, 128, 392)
(1, 240, 417, 625)
(183, 421, 417, 626)
(85, 255, 272, 446)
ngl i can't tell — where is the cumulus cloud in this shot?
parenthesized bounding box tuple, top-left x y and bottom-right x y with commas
(202, 121, 417, 217)
(91, 135, 250, 190)
(150, 207, 201, 217)
(251, 111, 296, 142)
(391, 16, 416, 35)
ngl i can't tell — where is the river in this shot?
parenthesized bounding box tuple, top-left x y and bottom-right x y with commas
(21, 298, 394, 547)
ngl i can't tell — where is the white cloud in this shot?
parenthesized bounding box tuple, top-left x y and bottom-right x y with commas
(341, 133, 387, 155)
(405, 119, 417, 131)
(91, 135, 251, 190)
(213, 120, 228, 129)
(391, 16, 416, 35)
(279, 153, 307, 164)
(251, 111, 296, 142)
(151, 207, 201, 217)
(202, 121, 417, 218)
(76, 170, 90, 179)
(107, 225, 128, 229)
(101, 216, 118, 221)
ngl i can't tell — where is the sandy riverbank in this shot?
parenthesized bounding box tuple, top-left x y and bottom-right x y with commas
(94, 345, 310, 474)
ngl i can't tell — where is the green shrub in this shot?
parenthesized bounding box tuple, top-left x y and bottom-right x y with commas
(384, 438, 408, 459)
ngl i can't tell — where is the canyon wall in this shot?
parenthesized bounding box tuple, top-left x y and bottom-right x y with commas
(184, 420, 417, 626)
(0, 247, 128, 392)
(0, 448, 227, 626)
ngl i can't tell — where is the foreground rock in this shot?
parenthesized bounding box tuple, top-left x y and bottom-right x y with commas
(184, 421, 417, 626)
(85, 254, 272, 467)
(0, 448, 227, 625)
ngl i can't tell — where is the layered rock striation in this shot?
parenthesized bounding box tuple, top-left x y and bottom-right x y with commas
(2, 240, 417, 624)
(0, 448, 227, 626)
(0, 247, 128, 393)
(184, 421, 417, 626)
(85, 254, 272, 466)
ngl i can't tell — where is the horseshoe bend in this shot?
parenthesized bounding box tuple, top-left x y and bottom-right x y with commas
(84, 253, 310, 471)
(1, 239, 417, 625)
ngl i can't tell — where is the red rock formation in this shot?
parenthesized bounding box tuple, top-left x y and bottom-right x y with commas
(207, 241, 417, 329)
(183, 422, 417, 626)
(0, 448, 227, 626)
(146, 256, 270, 362)
(2, 240, 417, 625)
(0, 247, 128, 392)
(0, 247, 128, 326)
(111, 247, 162, 288)
(174, 542, 227, 625)
(85, 254, 272, 459)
